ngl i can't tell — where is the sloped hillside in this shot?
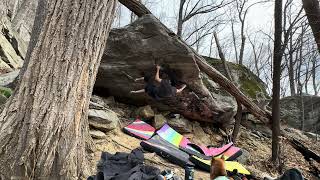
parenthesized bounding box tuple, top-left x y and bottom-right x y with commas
(88, 95, 320, 180)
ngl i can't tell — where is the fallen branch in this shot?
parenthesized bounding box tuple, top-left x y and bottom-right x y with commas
(288, 138, 320, 163)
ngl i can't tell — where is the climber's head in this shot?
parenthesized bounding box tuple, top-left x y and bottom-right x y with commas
(143, 72, 153, 83)
(210, 157, 227, 179)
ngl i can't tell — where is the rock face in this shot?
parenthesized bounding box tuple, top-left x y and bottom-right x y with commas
(280, 95, 320, 134)
(203, 57, 270, 110)
(95, 15, 236, 126)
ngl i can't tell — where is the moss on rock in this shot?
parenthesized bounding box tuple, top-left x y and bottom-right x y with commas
(0, 86, 12, 98)
(203, 56, 269, 100)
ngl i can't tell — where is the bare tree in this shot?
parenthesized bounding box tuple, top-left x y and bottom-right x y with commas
(248, 34, 264, 78)
(0, 0, 116, 178)
(311, 54, 318, 95)
(176, 0, 228, 37)
(234, 0, 268, 65)
(272, 0, 283, 164)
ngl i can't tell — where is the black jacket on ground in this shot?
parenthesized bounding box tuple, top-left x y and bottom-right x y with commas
(88, 148, 160, 180)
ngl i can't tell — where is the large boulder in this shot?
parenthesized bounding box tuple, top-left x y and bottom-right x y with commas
(280, 95, 320, 134)
(95, 15, 236, 126)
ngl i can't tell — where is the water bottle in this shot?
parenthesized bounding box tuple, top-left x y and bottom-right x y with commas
(184, 163, 194, 180)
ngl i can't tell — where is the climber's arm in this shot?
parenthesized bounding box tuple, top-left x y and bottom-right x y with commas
(134, 77, 144, 82)
(155, 65, 162, 83)
(130, 89, 145, 94)
(176, 84, 186, 93)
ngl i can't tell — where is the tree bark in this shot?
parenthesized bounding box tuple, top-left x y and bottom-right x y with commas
(302, 0, 320, 53)
(312, 58, 318, 95)
(287, 29, 296, 96)
(272, 0, 283, 164)
(119, 0, 271, 124)
(233, 100, 242, 142)
(231, 19, 239, 64)
(177, 0, 186, 37)
(0, 0, 116, 179)
(118, 0, 151, 17)
(239, 30, 246, 65)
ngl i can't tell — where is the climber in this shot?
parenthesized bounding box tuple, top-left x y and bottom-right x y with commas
(130, 65, 186, 100)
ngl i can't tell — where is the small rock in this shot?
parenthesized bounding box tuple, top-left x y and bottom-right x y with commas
(192, 122, 211, 145)
(90, 95, 106, 107)
(168, 116, 192, 134)
(0, 70, 19, 87)
(88, 109, 119, 132)
(105, 96, 116, 105)
(153, 114, 167, 129)
(89, 129, 107, 139)
(134, 105, 155, 119)
(0, 32, 23, 69)
(237, 149, 250, 165)
(89, 101, 105, 110)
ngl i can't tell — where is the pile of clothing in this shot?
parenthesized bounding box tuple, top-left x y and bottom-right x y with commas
(88, 148, 181, 180)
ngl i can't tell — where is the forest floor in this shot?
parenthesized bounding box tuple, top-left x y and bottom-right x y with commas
(91, 102, 320, 180)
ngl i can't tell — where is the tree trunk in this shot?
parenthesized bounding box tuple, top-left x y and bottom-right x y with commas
(312, 58, 318, 95)
(272, 0, 283, 164)
(288, 31, 296, 96)
(213, 32, 242, 142)
(231, 19, 239, 64)
(232, 100, 242, 142)
(302, 0, 320, 53)
(213, 32, 232, 80)
(300, 91, 305, 131)
(0, 0, 116, 179)
(177, 0, 185, 37)
(119, 0, 271, 124)
(239, 27, 246, 65)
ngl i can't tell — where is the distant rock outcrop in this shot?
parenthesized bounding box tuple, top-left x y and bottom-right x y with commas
(280, 95, 320, 134)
